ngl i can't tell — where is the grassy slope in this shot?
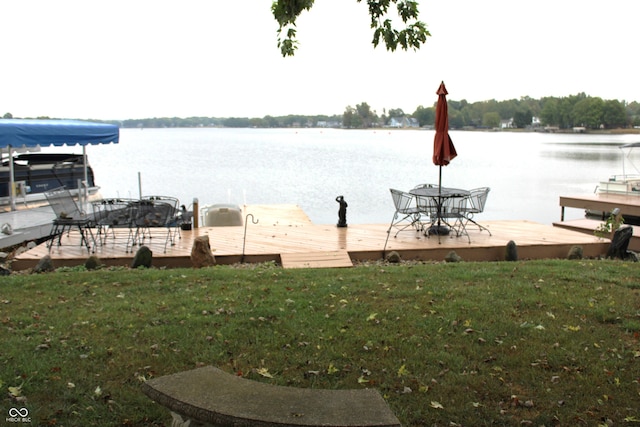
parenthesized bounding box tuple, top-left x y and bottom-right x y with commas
(1, 260, 639, 426)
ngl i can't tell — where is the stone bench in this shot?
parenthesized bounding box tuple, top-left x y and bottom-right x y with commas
(141, 366, 402, 427)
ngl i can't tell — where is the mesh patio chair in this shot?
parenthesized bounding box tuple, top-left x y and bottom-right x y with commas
(388, 189, 423, 236)
(438, 194, 470, 243)
(92, 198, 136, 246)
(414, 194, 439, 225)
(127, 196, 180, 253)
(459, 187, 492, 235)
(144, 195, 182, 245)
(44, 187, 95, 252)
(383, 189, 424, 254)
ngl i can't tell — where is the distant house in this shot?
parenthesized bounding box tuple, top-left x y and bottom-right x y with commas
(501, 116, 541, 129)
(316, 120, 341, 128)
(388, 117, 419, 128)
(500, 118, 514, 129)
(531, 116, 541, 127)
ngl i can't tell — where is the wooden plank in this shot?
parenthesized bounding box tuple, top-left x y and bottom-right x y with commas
(281, 251, 353, 269)
(243, 204, 312, 226)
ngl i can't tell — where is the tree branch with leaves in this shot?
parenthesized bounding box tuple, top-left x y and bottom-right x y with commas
(271, 0, 430, 57)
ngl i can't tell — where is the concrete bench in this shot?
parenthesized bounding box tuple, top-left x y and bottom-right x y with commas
(141, 366, 402, 427)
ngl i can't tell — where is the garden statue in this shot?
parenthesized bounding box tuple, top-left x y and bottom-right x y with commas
(336, 195, 348, 228)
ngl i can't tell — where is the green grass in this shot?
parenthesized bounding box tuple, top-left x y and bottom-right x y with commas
(1, 260, 639, 426)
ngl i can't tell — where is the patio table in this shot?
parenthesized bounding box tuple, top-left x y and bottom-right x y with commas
(410, 186, 470, 236)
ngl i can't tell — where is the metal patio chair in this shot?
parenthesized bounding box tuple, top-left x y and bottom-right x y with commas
(459, 187, 492, 236)
(383, 189, 424, 254)
(44, 187, 95, 252)
(91, 198, 136, 246)
(438, 194, 471, 243)
(414, 193, 438, 226)
(387, 189, 423, 237)
(127, 196, 180, 253)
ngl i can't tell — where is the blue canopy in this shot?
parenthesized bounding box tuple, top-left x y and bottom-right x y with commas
(0, 119, 119, 149)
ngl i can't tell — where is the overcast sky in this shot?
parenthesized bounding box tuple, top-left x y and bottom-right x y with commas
(2, 1, 639, 120)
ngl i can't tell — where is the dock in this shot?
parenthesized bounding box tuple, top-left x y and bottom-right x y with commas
(555, 193, 640, 252)
(0, 194, 102, 249)
(10, 204, 611, 270)
(559, 193, 640, 221)
(0, 205, 55, 248)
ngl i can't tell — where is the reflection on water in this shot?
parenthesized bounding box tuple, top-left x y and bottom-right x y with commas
(47, 128, 639, 226)
(540, 150, 621, 162)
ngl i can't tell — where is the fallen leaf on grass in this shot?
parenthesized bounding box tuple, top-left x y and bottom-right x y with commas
(397, 364, 409, 377)
(8, 385, 22, 398)
(256, 368, 274, 378)
(430, 401, 444, 409)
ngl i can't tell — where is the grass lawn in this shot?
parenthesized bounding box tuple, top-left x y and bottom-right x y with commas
(1, 259, 639, 426)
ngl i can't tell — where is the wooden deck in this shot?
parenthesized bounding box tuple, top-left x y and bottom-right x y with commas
(11, 205, 611, 270)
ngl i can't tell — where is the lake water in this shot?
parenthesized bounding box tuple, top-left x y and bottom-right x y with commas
(56, 128, 640, 226)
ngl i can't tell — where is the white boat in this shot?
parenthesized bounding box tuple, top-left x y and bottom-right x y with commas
(0, 152, 100, 208)
(595, 142, 640, 196)
(590, 142, 640, 224)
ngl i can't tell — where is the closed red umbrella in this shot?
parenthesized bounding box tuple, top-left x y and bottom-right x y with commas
(433, 81, 457, 167)
(431, 81, 457, 235)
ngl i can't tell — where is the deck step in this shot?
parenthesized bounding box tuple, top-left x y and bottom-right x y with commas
(280, 250, 353, 269)
(553, 219, 640, 251)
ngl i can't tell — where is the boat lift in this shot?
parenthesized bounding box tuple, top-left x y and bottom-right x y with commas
(0, 119, 119, 211)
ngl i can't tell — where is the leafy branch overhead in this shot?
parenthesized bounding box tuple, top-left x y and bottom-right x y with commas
(271, 0, 430, 57)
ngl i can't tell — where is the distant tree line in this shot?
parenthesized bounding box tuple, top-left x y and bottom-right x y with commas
(109, 114, 343, 129)
(111, 93, 639, 130)
(343, 93, 639, 130)
(5, 93, 639, 130)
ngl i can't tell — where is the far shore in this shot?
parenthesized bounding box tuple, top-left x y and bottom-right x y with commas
(454, 127, 640, 135)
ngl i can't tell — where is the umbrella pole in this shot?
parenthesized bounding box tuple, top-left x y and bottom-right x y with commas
(437, 165, 442, 228)
(427, 165, 449, 239)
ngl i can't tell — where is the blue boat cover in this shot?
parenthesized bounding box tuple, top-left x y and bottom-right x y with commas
(0, 119, 119, 149)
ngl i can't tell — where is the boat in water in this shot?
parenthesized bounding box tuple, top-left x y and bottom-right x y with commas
(590, 142, 640, 224)
(595, 142, 640, 196)
(0, 152, 99, 208)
